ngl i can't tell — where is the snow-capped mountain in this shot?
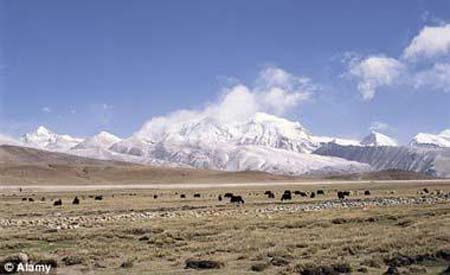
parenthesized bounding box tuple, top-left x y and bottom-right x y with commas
(134, 112, 320, 153)
(410, 130, 450, 148)
(13, 115, 450, 177)
(21, 126, 84, 151)
(361, 131, 398, 147)
(73, 131, 121, 150)
(109, 112, 370, 175)
(312, 131, 397, 147)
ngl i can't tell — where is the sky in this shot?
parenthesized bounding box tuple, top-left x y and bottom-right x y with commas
(1, 0, 450, 144)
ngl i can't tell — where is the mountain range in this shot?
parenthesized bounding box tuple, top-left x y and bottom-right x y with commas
(1, 112, 449, 177)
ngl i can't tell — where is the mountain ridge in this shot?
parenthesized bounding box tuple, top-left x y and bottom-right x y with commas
(2, 114, 449, 177)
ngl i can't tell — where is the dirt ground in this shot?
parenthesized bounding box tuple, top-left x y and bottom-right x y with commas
(1, 180, 450, 274)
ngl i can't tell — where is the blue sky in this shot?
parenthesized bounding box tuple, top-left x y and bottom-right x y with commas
(1, 0, 450, 143)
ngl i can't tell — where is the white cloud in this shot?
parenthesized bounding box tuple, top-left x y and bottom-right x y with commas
(137, 66, 316, 139)
(345, 24, 450, 99)
(348, 56, 405, 100)
(414, 62, 450, 92)
(369, 121, 390, 132)
(255, 66, 314, 114)
(257, 66, 313, 90)
(259, 87, 310, 115)
(41, 107, 52, 113)
(403, 24, 450, 60)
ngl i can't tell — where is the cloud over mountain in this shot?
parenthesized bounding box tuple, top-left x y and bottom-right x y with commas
(137, 66, 316, 139)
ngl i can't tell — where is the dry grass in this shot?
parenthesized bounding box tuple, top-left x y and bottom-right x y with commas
(0, 181, 450, 274)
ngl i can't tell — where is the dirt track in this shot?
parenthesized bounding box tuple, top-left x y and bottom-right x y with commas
(1, 179, 450, 192)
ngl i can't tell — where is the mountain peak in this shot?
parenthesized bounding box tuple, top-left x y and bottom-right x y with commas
(72, 131, 121, 150)
(361, 131, 397, 147)
(34, 126, 53, 136)
(96, 131, 119, 139)
(410, 130, 450, 148)
(21, 126, 83, 151)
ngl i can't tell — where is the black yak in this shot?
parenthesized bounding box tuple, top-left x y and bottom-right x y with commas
(281, 191, 292, 201)
(94, 195, 103, 201)
(230, 195, 245, 204)
(337, 191, 350, 200)
(72, 196, 80, 205)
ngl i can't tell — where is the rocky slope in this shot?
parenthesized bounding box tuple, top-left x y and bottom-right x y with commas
(314, 143, 450, 178)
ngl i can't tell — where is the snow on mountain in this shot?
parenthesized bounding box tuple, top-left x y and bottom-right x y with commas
(223, 145, 370, 175)
(0, 134, 22, 146)
(110, 112, 371, 175)
(10, 119, 450, 177)
(312, 135, 361, 146)
(68, 147, 181, 167)
(312, 132, 397, 147)
(134, 112, 319, 153)
(21, 126, 84, 151)
(315, 143, 450, 178)
(361, 131, 398, 147)
(410, 130, 450, 148)
(73, 131, 121, 150)
(109, 136, 154, 157)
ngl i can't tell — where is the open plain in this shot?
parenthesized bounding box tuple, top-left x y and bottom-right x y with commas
(1, 180, 450, 274)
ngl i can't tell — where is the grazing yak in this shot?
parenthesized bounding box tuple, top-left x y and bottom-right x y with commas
(281, 190, 292, 201)
(218, 195, 223, 201)
(337, 191, 350, 200)
(224, 193, 233, 198)
(364, 190, 371, 196)
(72, 196, 80, 205)
(193, 193, 201, 198)
(153, 195, 158, 199)
(317, 190, 325, 195)
(230, 195, 245, 205)
(53, 199, 62, 206)
(294, 191, 308, 197)
(94, 195, 103, 201)
(180, 194, 186, 199)
(264, 191, 275, 198)
(310, 192, 316, 199)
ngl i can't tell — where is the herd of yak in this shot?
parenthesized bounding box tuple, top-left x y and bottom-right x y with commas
(17, 188, 374, 207)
